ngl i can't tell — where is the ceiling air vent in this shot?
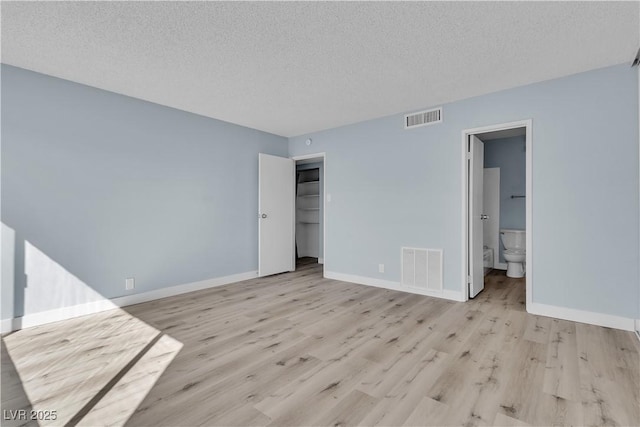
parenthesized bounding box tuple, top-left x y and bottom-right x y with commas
(404, 107, 442, 129)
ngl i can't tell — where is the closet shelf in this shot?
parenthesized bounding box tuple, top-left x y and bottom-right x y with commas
(296, 167, 321, 259)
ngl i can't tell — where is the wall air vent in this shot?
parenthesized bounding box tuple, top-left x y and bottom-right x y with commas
(404, 107, 442, 129)
(401, 247, 443, 292)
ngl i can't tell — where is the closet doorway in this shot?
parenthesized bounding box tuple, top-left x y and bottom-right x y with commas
(292, 153, 326, 270)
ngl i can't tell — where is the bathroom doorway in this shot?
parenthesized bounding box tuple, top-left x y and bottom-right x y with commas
(462, 120, 532, 309)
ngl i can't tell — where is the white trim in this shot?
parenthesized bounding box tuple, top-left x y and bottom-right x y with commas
(442, 289, 466, 302)
(291, 152, 327, 162)
(525, 123, 533, 310)
(258, 156, 263, 275)
(494, 262, 508, 270)
(461, 131, 467, 300)
(291, 160, 296, 272)
(637, 55, 640, 337)
(324, 270, 465, 302)
(1, 318, 13, 334)
(528, 302, 635, 332)
(461, 119, 532, 309)
(0, 270, 258, 334)
(291, 152, 327, 270)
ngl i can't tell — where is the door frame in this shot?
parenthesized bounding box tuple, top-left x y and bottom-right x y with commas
(291, 152, 326, 272)
(636, 64, 640, 340)
(461, 119, 532, 311)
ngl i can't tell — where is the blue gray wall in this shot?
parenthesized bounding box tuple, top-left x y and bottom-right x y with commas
(3, 62, 638, 322)
(290, 63, 639, 320)
(484, 135, 526, 263)
(1, 64, 288, 320)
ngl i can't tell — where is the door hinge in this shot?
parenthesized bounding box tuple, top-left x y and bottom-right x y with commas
(467, 275, 472, 284)
(466, 152, 471, 160)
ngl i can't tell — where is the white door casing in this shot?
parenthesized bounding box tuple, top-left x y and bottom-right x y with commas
(258, 153, 295, 277)
(461, 119, 531, 309)
(469, 135, 485, 298)
(291, 153, 327, 269)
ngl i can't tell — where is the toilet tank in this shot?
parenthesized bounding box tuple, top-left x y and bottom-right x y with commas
(500, 229, 525, 250)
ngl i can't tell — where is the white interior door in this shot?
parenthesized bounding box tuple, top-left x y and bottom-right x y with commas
(259, 153, 294, 277)
(483, 168, 500, 268)
(469, 135, 485, 298)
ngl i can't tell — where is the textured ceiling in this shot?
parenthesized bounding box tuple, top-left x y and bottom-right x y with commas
(2, 1, 639, 137)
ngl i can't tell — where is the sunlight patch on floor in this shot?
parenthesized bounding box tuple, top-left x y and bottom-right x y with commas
(77, 333, 182, 426)
(2, 309, 182, 426)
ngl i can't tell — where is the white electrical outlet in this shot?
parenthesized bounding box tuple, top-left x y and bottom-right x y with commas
(378, 264, 385, 273)
(327, 194, 332, 202)
(125, 277, 135, 290)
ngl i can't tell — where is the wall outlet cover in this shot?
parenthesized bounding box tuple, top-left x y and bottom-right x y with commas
(378, 264, 385, 273)
(125, 277, 135, 290)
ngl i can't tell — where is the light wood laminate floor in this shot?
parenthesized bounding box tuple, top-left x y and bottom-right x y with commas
(2, 261, 639, 426)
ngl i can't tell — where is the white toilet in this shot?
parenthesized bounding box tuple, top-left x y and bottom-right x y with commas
(500, 229, 526, 278)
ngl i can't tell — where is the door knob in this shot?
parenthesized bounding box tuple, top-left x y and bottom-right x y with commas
(480, 214, 488, 220)
(261, 213, 267, 219)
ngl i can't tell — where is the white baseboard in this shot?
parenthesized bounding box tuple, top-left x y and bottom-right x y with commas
(635, 319, 640, 342)
(5, 269, 632, 335)
(1, 318, 13, 334)
(528, 302, 635, 332)
(1, 270, 258, 334)
(324, 271, 465, 302)
(323, 272, 633, 331)
(442, 289, 466, 302)
(113, 271, 258, 307)
(318, 258, 324, 264)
